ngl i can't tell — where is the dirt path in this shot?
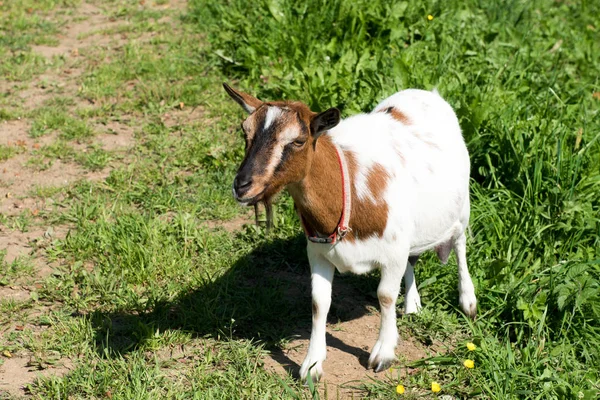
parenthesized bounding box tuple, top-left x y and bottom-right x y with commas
(0, 2, 140, 396)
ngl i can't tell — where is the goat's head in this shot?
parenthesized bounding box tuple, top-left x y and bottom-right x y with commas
(223, 83, 340, 206)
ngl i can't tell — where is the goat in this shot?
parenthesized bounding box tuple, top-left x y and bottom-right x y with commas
(223, 83, 476, 382)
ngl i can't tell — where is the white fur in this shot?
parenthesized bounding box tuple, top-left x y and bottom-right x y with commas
(263, 110, 303, 187)
(264, 106, 281, 130)
(299, 89, 476, 382)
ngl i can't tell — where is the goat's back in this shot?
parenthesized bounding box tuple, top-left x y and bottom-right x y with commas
(328, 89, 469, 251)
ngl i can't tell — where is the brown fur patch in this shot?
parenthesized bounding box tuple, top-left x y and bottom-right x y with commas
(269, 101, 316, 124)
(366, 163, 389, 200)
(378, 294, 394, 309)
(287, 138, 390, 242)
(381, 106, 411, 124)
(287, 137, 343, 239)
(345, 153, 389, 240)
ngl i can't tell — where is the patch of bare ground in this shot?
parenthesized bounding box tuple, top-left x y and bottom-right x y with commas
(1, 156, 109, 206)
(18, 72, 80, 110)
(1, 120, 32, 145)
(0, 226, 67, 279)
(31, 3, 128, 60)
(94, 121, 136, 151)
(263, 313, 426, 399)
(161, 106, 206, 128)
(204, 214, 254, 233)
(1, 121, 60, 149)
(0, 229, 45, 265)
(0, 355, 73, 398)
(0, 287, 31, 302)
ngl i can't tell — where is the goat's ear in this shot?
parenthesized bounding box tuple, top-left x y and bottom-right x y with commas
(310, 107, 340, 139)
(223, 83, 263, 114)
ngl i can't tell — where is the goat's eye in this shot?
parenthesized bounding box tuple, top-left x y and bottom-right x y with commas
(292, 139, 306, 148)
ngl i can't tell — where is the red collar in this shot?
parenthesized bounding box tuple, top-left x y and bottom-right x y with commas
(299, 143, 352, 244)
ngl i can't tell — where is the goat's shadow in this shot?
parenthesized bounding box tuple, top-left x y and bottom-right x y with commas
(90, 233, 380, 377)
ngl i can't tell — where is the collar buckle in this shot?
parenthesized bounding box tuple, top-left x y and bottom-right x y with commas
(337, 226, 351, 239)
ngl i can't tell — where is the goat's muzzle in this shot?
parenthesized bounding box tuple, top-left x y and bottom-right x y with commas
(232, 174, 265, 206)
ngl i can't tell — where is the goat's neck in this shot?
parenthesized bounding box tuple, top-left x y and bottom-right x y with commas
(287, 136, 344, 237)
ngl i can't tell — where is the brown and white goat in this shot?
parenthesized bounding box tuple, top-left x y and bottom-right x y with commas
(223, 83, 476, 382)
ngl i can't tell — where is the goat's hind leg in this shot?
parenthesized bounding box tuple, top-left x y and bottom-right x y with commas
(369, 253, 407, 372)
(404, 255, 422, 315)
(454, 231, 476, 319)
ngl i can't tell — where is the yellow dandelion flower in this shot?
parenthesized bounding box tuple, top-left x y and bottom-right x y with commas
(467, 342, 477, 351)
(396, 384, 405, 394)
(431, 381, 441, 393)
(464, 359, 475, 369)
(427, 14, 434, 21)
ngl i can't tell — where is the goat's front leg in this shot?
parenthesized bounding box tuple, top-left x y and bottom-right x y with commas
(299, 251, 335, 382)
(368, 255, 407, 372)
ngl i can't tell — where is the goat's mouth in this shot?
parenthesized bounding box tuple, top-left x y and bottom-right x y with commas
(233, 187, 267, 206)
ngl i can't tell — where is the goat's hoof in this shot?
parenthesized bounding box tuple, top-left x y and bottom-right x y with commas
(373, 358, 394, 373)
(368, 345, 396, 373)
(299, 359, 323, 384)
(460, 294, 477, 320)
(404, 304, 422, 315)
(465, 307, 477, 320)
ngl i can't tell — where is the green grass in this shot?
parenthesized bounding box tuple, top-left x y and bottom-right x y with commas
(0, 143, 24, 161)
(0, 0, 598, 399)
(29, 107, 95, 140)
(0, 0, 74, 82)
(0, 251, 36, 286)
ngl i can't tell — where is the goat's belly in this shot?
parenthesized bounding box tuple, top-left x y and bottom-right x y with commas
(409, 222, 461, 255)
(310, 237, 391, 275)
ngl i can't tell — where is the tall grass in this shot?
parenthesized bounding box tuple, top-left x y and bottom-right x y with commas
(191, 0, 600, 397)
